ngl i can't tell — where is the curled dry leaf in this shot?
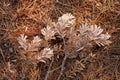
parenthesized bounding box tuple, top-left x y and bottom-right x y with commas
(36, 48, 54, 63)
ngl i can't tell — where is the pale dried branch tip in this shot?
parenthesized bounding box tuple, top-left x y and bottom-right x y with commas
(79, 24, 111, 46)
(41, 13, 75, 39)
(41, 25, 56, 40)
(17, 34, 42, 51)
(57, 13, 76, 28)
(36, 48, 54, 63)
(79, 24, 89, 35)
(17, 34, 28, 50)
(28, 36, 42, 51)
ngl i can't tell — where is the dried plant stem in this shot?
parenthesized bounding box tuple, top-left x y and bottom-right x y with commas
(57, 35, 69, 80)
(57, 47, 84, 80)
(45, 57, 54, 80)
(57, 54, 68, 80)
(0, 48, 6, 63)
(57, 38, 85, 80)
(49, 66, 61, 73)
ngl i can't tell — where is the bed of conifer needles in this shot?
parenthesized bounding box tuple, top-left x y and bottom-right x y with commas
(0, 0, 120, 80)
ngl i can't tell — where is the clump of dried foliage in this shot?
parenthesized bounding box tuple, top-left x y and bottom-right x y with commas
(0, 0, 120, 80)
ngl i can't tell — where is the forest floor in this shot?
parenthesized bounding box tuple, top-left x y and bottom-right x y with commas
(0, 0, 120, 80)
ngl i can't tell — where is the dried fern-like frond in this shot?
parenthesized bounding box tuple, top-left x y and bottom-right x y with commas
(41, 25, 56, 41)
(79, 24, 111, 46)
(56, 13, 76, 37)
(17, 34, 28, 50)
(17, 34, 42, 51)
(28, 36, 42, 51)
(88, 25, 111, 46)
(36, 48, 54, 63)
(95, 33, 111, 46)
(57, 13, 76, 28)
(79, 24, 89, 35)
(89, 25, 103, 38)
(41, 13, 75, 39)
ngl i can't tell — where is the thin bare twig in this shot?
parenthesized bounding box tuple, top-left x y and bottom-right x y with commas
(0, 48, 6, 63)
(57, 53, 68, 80)
(49, 65, 61, 73)
(45, 57, 54, 80)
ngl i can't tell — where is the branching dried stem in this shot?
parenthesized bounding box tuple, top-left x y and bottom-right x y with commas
(48, 66, 61, 73)
(57, 32, 71, 80)
(45, 57, 54, 80)
(57, 53, 68, 80)
(56, 26, 69, 80)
